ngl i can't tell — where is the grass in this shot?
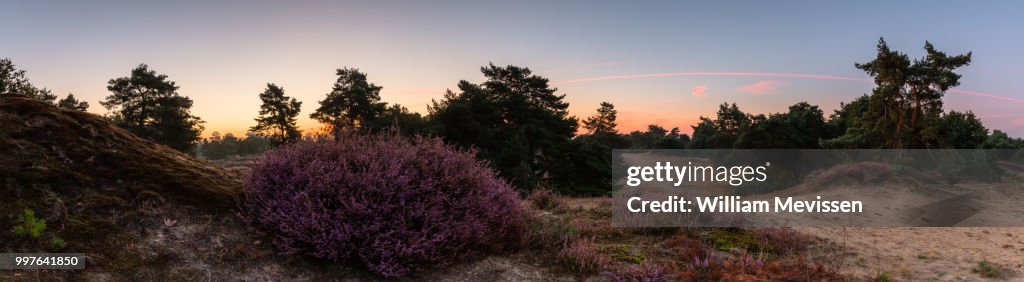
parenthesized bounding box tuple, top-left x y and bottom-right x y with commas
(972, 261, 1002, 278)
(524, 197, 845, 281)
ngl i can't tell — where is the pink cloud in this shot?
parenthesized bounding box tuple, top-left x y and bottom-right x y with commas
(739, 80, 789, 95)
(691, 84, 708, 97)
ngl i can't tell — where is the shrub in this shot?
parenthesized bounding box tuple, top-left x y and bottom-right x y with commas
(972, 261, 1002, 278)
(664, 234, 709, 262)
(680, 255, 845, 281)
(526, 188, 566, 211)
(603, 261, 673, 282)
(557, 237, 612, 274)
(755, 226, 809, 256)
(50, 237, 66, 250)
(242, 133, 524, 277)
(522, 215, 580, 249)
(12, 208, 46, 238)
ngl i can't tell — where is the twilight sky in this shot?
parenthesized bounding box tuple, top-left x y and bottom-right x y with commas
(3, 1, 1023, 137)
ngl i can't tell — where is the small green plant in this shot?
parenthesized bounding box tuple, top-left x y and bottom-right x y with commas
(872, 272, 891, 282)
(50, 237, 66, 250)
(972, 261, 1001, 278)
(11, 209, 46, 238)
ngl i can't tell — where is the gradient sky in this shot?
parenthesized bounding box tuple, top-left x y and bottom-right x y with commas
(3, 1, 1023, 137)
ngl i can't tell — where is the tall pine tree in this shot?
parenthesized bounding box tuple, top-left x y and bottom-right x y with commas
(429, 63, 578, 190)
(102, 64, 204, 152)
(582, 102, 618, 135)
(310, 68, 386, 136)
(250, 83, 302, 146)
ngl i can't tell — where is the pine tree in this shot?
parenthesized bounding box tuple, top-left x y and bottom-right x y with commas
(57, 94, 89, 111)
(429, 64, 578, 190)
(250, 83, 302, 146)
(102, 64, 204, 152)
(310, 68, 386, 136)
(582, 102, 618, 135)
(0, 58, 57, 103)
(848, 38, 971, 148)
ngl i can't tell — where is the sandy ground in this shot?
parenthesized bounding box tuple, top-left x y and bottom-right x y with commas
(617, 152, 1024, 280)
(801, 227, 1024, 281)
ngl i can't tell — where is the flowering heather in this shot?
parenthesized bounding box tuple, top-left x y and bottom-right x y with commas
(241, 133, 524, 277)
(557, 237, 612, 274)
(756, 226, 809, 256)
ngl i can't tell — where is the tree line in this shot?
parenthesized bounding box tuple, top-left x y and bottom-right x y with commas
(3, 38, 1023, 195)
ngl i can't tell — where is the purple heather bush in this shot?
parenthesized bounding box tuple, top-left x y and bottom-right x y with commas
(242, 133, 524, 277)
(557, 237, 612, 274)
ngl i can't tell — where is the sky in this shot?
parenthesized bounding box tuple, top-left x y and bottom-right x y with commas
(3, 1, 1023, 137)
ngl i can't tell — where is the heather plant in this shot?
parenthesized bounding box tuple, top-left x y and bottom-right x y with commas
(242, 133, 524, 277)
(557, 237, 612, 274)
(523, 215, 580, 249)
(755, 226, 810, 256)
(664, 234, 709, 262)
(526, 188, 567, 211)
(602, 261, 673, 282)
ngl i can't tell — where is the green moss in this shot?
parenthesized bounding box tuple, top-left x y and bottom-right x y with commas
(600, 244, 645, 264)
(706, 229, 766, 253)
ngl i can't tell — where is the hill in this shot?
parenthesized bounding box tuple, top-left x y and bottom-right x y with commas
(0, 93, 241, 279)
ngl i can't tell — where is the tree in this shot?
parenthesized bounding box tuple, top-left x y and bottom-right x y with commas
(937, 111, 987, 149)
(708, 103, 751, 148)
(583, 102, 618, 135)
(57, 94, 89, 111)
(689, 117, 716, 149)
(369, 104, 429, 136)
(250, 83, 302, 146)
(0, 58, 57, 103)
(102, 64, 204, 152)
(736, 102, 829, 149)
(556, 102, 632, 194)
(655, 127, 690, 149)
(846, 38, 971, 148)
(624, 124, 688, 149)
(310, 68, 386, 136)
(429, 64, 578, 190)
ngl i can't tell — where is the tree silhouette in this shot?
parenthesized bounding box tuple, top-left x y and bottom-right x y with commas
(429, 63, 578, 190)
(583, 102, 618, 135)
(57, 93, 89, 111)
(311, 68, 386, 136)
(849, 38, 971, 148)
(0, 58, 57, 103)
(250, 83, 302, 146)
(102, 64, 204, 152)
